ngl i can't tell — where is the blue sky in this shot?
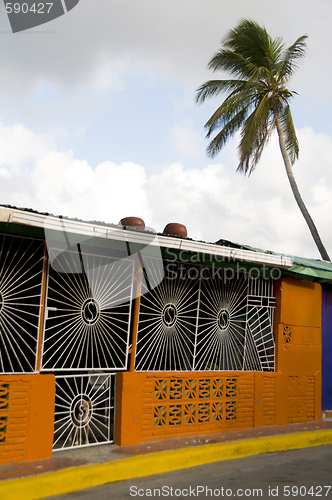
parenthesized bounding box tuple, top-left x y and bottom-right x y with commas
(0, 0, 331, 259)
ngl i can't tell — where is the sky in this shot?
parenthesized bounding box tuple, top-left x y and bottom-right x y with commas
(0, 0, 331, 259)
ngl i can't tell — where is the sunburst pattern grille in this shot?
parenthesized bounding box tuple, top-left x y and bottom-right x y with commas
(53, 373, 114, 450)
(135, 262, 276, 372)
(135, 259, 199, 371)
(0, 234, 44, 373)
(41, 247, 134, 371)
(195, 269, 248, 371)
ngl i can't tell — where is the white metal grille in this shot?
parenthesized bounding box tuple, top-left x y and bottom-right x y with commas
(244, 277, 276, 371)
(136, 262, 276, 372)
(195, 269, 248, 371)
(53, 373, 115, 450)
(41, 246, 134, 371)
(0, 234, 44, 373)
(135, 259, 199, 371)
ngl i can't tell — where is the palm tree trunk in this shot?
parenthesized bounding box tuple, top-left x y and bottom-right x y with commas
(274, 112, 331, 261)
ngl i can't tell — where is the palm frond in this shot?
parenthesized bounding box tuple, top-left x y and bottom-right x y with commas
(208, 49, 258, 79)
(237, 94, 271, 174)
(245, 65, 275, 90)
(206, 108, 248, 158)
(195, 79, 247, 104)
(204, 88, 254, 136)
(279, 105, 299, 164)
(223, 19, 283, 73)
(251, 120, 276, 168)
(278, 35, 308, 80)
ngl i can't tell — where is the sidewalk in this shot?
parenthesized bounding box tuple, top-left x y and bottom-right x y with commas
(1, 420, 332, 500)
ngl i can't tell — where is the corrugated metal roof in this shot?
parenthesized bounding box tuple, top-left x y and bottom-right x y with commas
(216, 238, 332, 282)
(3, 203, 331, 281)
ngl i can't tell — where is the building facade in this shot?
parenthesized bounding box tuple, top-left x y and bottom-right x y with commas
(0, 205, 328, 464)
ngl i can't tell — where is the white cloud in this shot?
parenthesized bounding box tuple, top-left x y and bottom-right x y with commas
(0, 122, 331, 260)
(1, 0, 331, 104)
(0, 123, 54, 169)
(28, 152, 151, 224)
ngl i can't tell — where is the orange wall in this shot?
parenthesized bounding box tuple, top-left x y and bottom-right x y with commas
(115, 372, 254, 446)
(0, 374, 55, 465)
(115, 369, 320, 446)
(274, 277, 321, 375)
(273, 277, 322, 423)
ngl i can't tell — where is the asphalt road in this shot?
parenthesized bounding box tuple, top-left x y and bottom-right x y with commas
(47, 444, 332, 500)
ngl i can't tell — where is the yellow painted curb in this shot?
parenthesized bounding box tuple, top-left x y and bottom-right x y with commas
(1, 430, 332, 500)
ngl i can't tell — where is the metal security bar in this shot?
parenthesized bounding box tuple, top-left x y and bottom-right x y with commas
(244, 276, 276, 371)
(0, 234, 44, 373)
(135, 260, 276, 372)
(41, 247, 134, 371)
(53, 373, 115, 450)
(135, 259, 200, 371)
(195, 269, 248, 371)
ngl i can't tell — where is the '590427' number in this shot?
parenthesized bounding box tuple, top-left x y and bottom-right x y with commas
(5, 3, 53, 14)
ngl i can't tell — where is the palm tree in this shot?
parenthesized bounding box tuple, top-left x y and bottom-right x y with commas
(196, 19, 330, 261)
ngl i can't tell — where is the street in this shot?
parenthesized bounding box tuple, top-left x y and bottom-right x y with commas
(47, 443, 332, 499)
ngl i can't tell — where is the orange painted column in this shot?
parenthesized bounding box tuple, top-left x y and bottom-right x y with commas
(115, 372, 146, 446)
(114, 261, 143, 444)
(128, 267, 142, 371)
(0, 374, 55, 465)
(276, 278, 321, 376)
(273, 277, 322, 424)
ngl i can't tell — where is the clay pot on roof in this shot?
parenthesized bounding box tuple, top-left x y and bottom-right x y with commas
(119, 217, 145, 230)
(163, 223, 187, 238)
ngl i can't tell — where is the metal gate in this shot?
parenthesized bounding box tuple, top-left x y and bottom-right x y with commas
(41, 243, 134, 449)
(53, 373, 115, 450)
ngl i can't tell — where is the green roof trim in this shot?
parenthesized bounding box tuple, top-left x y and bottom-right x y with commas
(220, 240, 332, 283)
